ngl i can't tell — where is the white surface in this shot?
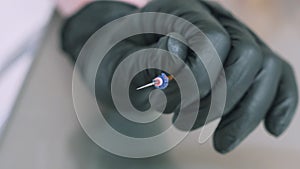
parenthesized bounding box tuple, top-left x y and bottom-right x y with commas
(0, 0, 54, 136)
(0, 0, 53, 62)
(0, 53, 32, 133)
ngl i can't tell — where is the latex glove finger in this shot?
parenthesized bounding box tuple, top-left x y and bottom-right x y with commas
(202, 2, 263, 116)
(181, 1, 264, 130)
(214, 54, 282, 153)
(203, 1, 299, 138)
(141, 0, 231, 97)
(243, 21, 299, 137)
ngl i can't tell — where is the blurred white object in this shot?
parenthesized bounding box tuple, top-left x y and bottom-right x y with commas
(0, 0, 54, 137)
(55, 0, 150, 17)
(55, 0, 92, 17)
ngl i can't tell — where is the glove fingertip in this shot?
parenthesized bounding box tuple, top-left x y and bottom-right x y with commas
(265, 97, 298, 137)
(213, 132, 241, 154)
(265, 122, 286, 137)
(265, 111, 292, 137)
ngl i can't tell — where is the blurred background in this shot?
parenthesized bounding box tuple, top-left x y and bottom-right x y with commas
(0, 0, 299, 169)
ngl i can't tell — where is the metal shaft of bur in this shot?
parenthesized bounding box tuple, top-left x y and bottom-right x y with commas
(136, 82, 155, 90)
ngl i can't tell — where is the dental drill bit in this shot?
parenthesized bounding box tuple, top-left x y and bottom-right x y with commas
(136, 82, 156, 90)
(136, 73, 173, 90)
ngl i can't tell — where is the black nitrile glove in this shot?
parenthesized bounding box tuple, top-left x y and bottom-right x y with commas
(200, 1, 298, 153)
(61, 0, 298, 154)
(62, 0, 232, 136)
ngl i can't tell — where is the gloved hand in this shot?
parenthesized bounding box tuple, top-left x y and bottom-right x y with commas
(199, 1, 298, 153)
(61, 0, 298, 154)
(61, 0, 232, 137)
